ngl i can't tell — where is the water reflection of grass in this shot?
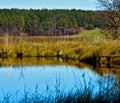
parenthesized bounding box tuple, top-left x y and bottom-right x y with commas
(1, 74, 120, 103)
(1, 57, 120, 85)
(0, 57, 92, 69)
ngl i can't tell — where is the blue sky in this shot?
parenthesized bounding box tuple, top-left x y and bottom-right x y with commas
(0, 0, 98, 10)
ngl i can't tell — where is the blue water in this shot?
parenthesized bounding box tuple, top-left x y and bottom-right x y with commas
(0, 65, 119, 102)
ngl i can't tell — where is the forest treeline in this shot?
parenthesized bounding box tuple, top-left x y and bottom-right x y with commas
(0, 9, 106, 36)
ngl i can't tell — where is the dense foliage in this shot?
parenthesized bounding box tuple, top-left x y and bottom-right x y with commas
(0, 9, 104, 36)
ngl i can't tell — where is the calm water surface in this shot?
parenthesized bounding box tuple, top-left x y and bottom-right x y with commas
(0, 58, 119, 102)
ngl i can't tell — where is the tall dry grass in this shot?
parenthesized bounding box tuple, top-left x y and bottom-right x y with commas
(0, 34, 120, 62)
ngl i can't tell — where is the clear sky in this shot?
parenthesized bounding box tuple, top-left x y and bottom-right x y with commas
(0, 0, 98, 10)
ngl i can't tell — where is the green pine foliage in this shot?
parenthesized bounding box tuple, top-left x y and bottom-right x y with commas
(0, 9, 105, 36)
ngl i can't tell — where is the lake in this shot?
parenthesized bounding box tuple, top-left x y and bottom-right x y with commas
(0, 57, 120, 103)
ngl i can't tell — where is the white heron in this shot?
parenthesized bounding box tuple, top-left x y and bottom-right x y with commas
(59, 49, 62, 55)
(58, 47, 63, 56)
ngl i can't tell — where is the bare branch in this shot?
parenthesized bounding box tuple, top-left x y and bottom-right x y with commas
(97, 0, 120, 38)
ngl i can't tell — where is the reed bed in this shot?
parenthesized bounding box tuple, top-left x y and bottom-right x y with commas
(0, 33, 120, 64)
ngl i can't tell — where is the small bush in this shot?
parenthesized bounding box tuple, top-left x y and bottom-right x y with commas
(86, 24, 95, 30)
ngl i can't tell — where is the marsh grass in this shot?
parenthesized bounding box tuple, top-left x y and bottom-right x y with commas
(0, 31, 120, 64)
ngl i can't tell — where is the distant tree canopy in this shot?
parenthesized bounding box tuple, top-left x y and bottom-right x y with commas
(0, 9, 105, 36)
